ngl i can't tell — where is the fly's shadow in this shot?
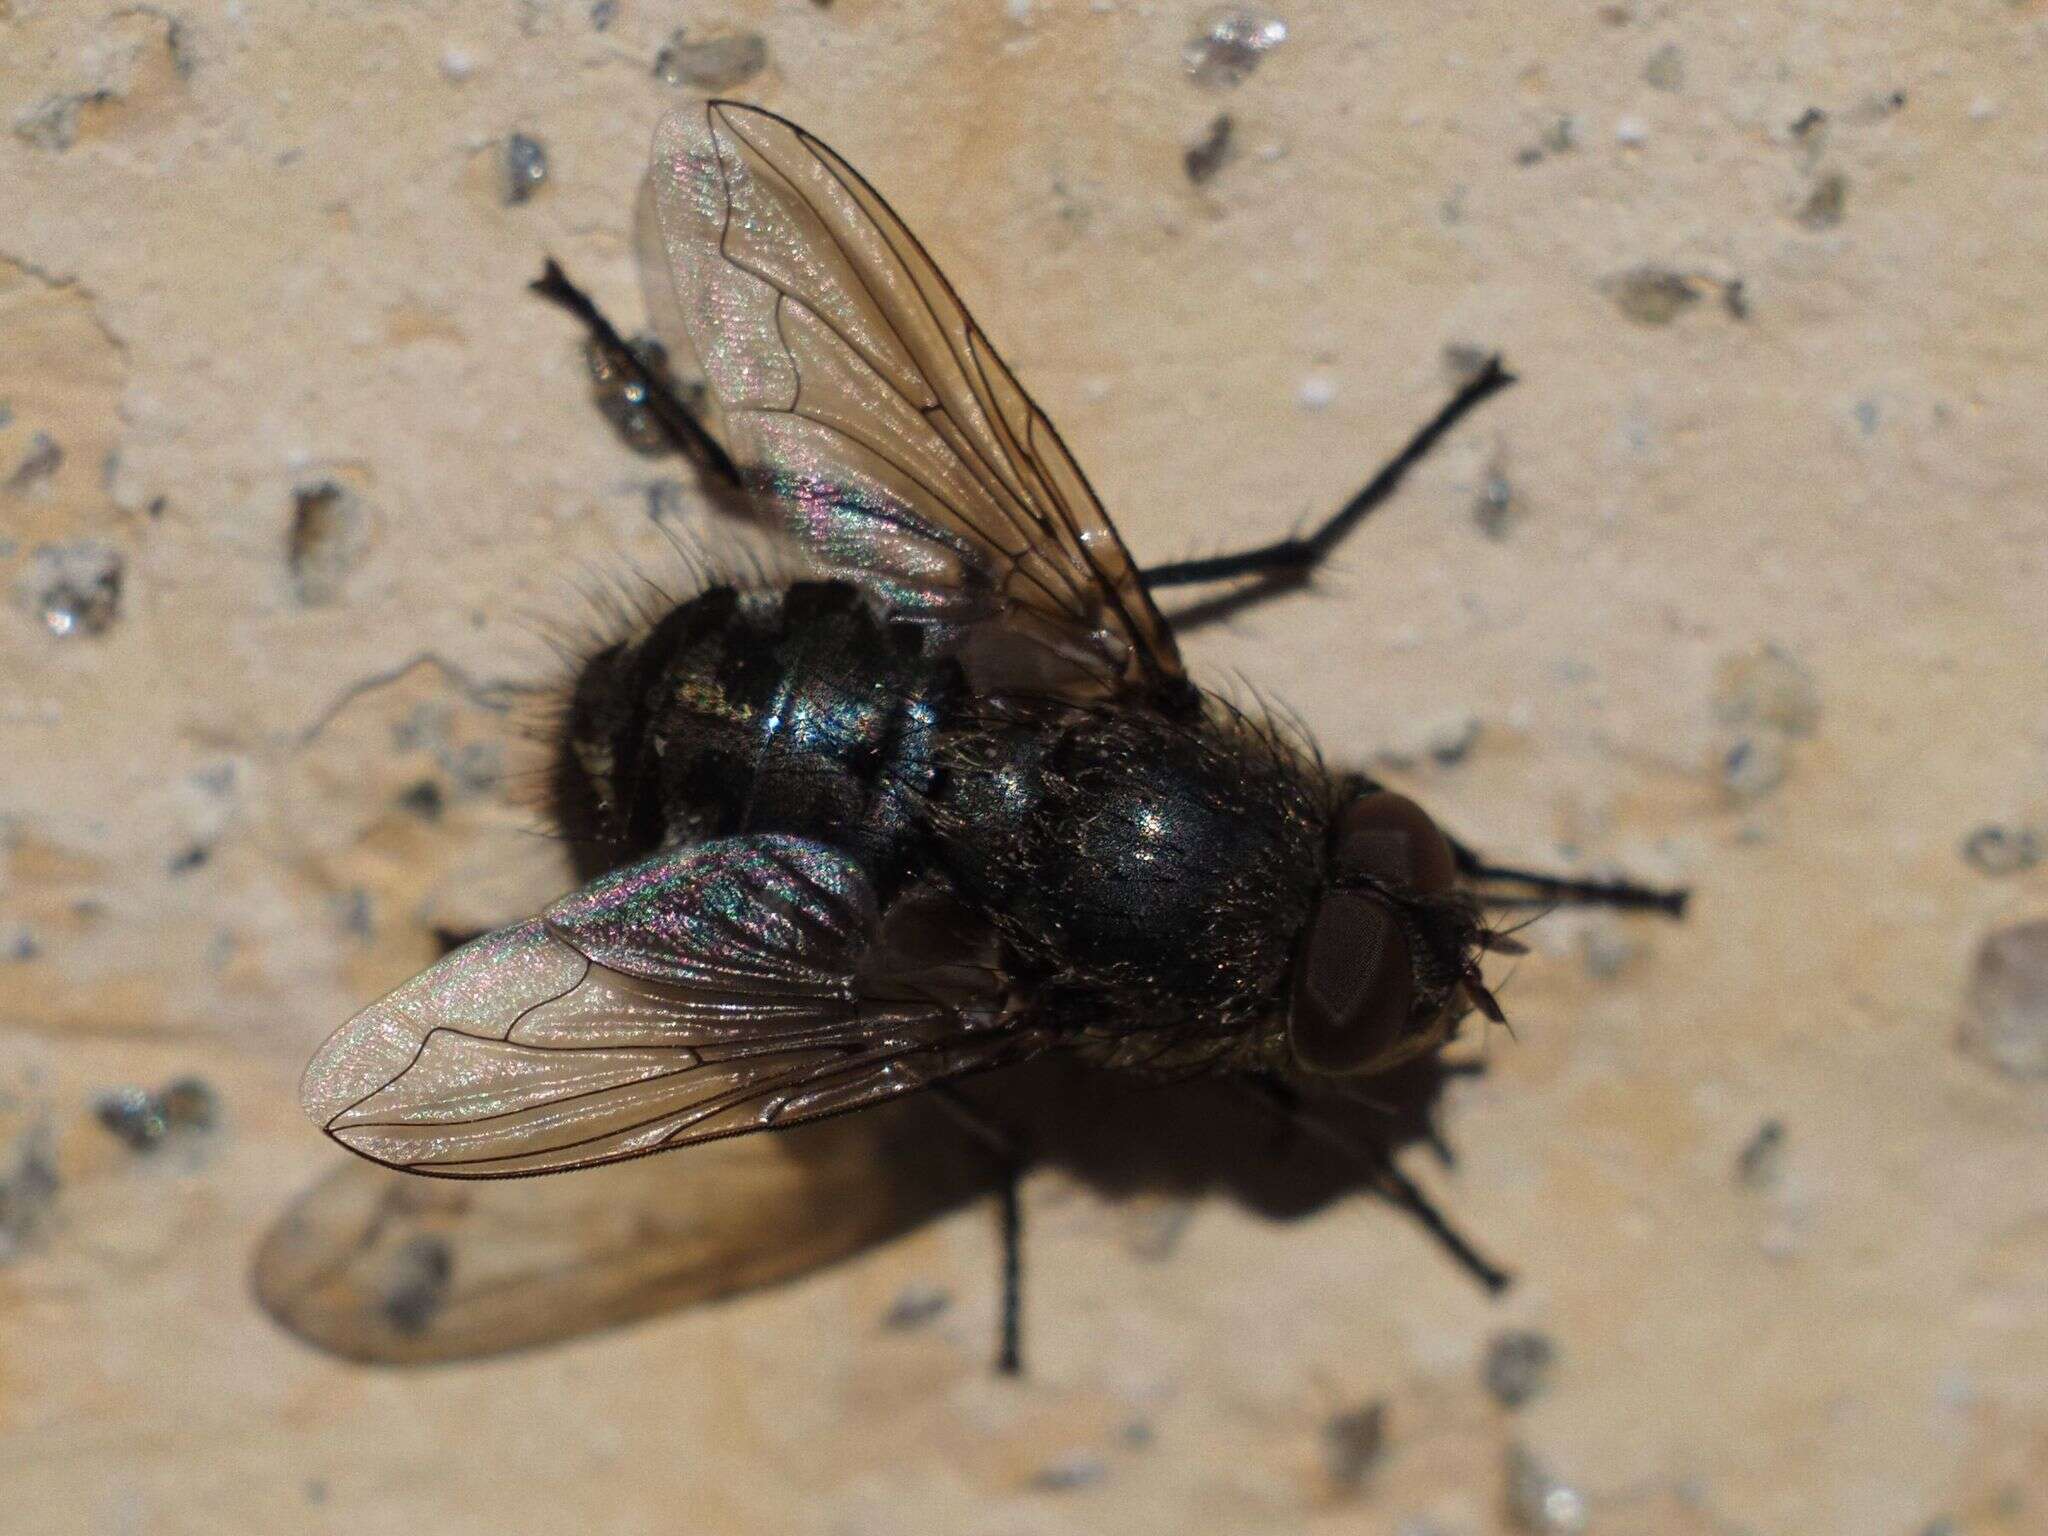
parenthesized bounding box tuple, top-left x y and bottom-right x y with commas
(254, 1053, 1473, 1366)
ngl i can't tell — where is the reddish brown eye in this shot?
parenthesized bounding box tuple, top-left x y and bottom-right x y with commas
(1332, 792, 1456, 895)
(1288, 892, 1415, 1074)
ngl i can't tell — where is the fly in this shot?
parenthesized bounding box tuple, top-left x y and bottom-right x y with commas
(298, 101, 1686, 1374)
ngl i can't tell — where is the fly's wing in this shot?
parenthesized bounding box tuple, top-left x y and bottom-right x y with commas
(300, 835, 1039, 1178)
(256, 1096, 993, 1362)
(641, 100, 1186, 703)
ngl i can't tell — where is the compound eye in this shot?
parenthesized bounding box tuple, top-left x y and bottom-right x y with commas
(1288, 892, 1415, 1074)
(1332, 792, 1457, 896)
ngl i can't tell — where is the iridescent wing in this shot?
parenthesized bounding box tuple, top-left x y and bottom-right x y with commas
(640, 99, 1187, 703)
(300, 836, 1040, 1178)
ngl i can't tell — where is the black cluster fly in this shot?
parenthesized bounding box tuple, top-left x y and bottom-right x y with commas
(301, 102, 1684, 1373)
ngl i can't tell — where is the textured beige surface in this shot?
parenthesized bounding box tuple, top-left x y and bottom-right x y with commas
(3, 2, 2045, 1532)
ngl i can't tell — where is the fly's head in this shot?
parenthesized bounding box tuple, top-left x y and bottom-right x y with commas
(1287, 790, 1511, 1078)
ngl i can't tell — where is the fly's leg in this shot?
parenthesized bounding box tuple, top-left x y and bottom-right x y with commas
(1139, 357, 1515, 590)
(529, 259, 748, 500)
(1245, 1077, 1511, 1294)
(931, 1084, 1028, 1377)
(1331, 773, 1690, 919)
(1448, 835, 1690, 918)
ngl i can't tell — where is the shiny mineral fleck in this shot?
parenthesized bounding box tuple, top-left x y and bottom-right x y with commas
(93, 1076, 219, 1151)
(653, 28, 769, 91)
(504, 132, 549, 205)
(22, 540, 122, 637)
(585, 332, 686, 456)
(1182, 7, 1287, 90)
(1506, 1444, 1589, 1534)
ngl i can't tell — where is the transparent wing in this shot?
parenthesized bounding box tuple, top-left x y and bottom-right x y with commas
(300, 836, 1037, 1178)
(256, 1097, 994, 1362)
(641, 99, 1186, 702)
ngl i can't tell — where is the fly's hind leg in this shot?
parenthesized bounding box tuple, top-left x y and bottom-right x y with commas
(529, 259, 749, 504)
(930, 1084, 1029, 1377)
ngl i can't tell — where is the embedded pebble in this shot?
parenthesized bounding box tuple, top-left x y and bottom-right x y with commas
(1614, 115, 1649, 147)
(1959, 921, 2048, 1078)
(396, 779, 445, 820)
(1295, 373, 1337, 411)
(287, 482, 371, 605)
(1713, 645, 1821, 737)
(880, 1283, 951, 1330)
(19, 540, 123, 637)
(1184, 112, 1235, 184)
(1960, 825, 2041, 876)
(1609, 267, 1698, 325)
(1473, 459, 1516, 539)
(13, 92, 111, 153)
(1029, 1452, 1107, 1491)
(7, 430, 63, 490)
(1515, 110, 1573, 164)
(1720, 733, 1788, 801)
(1182, 6, 1287, 91)
(1483, 1330, 1556, 1409)
(1119, 1194, 1196, 1260)
(654, 29, 769, 91)
(1505, 1444, 1589, 1534)
(503, 132, 549, 205)
(1322, 1400, 1387, 1490)
(1378, 712, 1482, 771)
(1579, 922, 1638, 979)
(1642, 44, 1683, 92)
(381, 1235, 455, 1334)
(93, 1077, 219, 1152)
(0, 1117, 59, 1262)
(1713, 644, 1819, 800)
(645, 478, 689, 523)
(1796, 171, 1848, 229)
(1735, 1118, 1787, 1190)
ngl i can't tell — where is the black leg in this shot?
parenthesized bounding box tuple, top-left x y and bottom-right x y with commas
(1448, 835, 1690, 919)
(930, 1084, 1028, 1376)
(1243, 1078, 1512, 1295)
(530, 259, 748, 499)
(1140, 356, 1515, 590)
(995, 1169, 1022, 1376)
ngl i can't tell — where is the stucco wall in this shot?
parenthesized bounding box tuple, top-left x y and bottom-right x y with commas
(3, 3, 2044, 1532)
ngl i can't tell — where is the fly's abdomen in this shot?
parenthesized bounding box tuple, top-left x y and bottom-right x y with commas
(551, 581, 955, 885)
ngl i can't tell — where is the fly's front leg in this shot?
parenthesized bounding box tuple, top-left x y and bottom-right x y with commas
(1448, 835, 1690, 918)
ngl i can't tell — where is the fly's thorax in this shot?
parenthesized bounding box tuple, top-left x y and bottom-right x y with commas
(932, 697, 1329, 1038)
